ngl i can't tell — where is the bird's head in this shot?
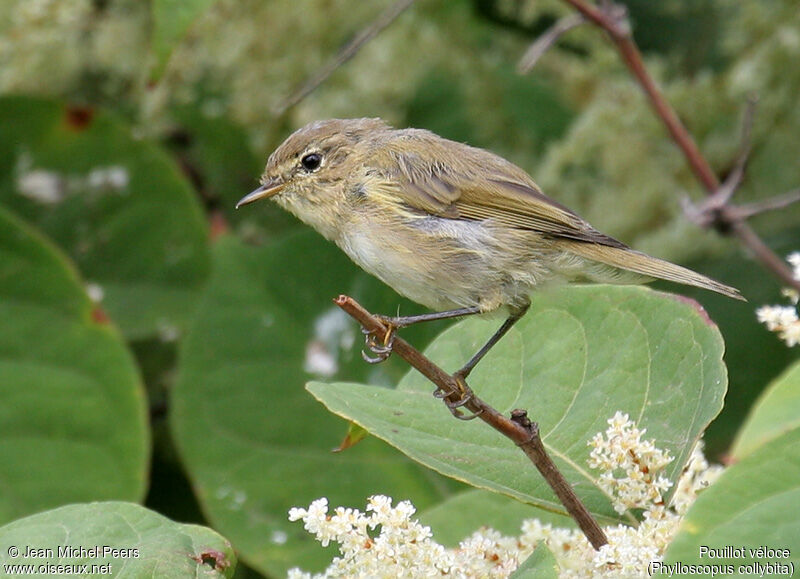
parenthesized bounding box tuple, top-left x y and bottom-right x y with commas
(236, 118, 389, 216)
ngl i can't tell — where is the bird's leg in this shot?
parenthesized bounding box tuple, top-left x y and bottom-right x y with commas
(434, 304, 529, 419)
(361, 305, 482, 364)
(361, 301, 529, 421)
(375, 306, 484, 329)
(453, 302, 530, 382)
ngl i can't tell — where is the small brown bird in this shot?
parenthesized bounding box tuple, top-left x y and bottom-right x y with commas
(238, 119, 741, 397)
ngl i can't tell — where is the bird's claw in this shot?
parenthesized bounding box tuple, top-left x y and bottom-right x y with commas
(433, 377, 483, 421)
(360, 325, 396, 364)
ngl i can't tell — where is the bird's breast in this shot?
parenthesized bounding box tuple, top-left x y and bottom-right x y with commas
(337, 209, 509, 311)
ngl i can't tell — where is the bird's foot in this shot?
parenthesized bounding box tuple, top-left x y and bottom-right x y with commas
(433, 373, 483, 420)
(360, 322, 396, 364)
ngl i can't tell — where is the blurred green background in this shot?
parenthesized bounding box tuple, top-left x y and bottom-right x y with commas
(0, 0, 798, 576)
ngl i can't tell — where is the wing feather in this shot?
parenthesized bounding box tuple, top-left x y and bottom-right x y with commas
(360, 129, 742, 300)
(373, 133, 626, 247)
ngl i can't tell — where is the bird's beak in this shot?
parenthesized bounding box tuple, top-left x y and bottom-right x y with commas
(235, 178, 286, 209)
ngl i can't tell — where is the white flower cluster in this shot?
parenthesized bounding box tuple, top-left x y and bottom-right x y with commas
(288, 495, 532, 578)
(756, 253, 800, 347)
(527, 436, 723, 578)
(15, 154, 129, 205)
(522, 506, 677, 578)
(288, 414, 722, 578)
(670, 441, 724, 516)
(587, 412, 674, 514)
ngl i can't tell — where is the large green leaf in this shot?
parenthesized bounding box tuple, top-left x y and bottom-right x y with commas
(309, 285, 728, 524)
(168, 105, 301, 242)
(730, 359, 800, 460)
(676, 233, 800, 459)
(665, 428, 800, 574)
(171, 232, 458, 577)
(0, 502, 235, 577)
(0, 95, 210, 339)
(0, 207, 148, 524)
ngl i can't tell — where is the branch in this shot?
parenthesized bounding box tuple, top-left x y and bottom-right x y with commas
(334, 295, 609, 550)
(735, 188, 800, 221)
(517, 13, 585, 74)
(272, 0, 415, 116)
(558, 0, 800, 292)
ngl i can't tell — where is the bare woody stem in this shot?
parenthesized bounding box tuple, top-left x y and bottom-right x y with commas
(334, 294, 609, 550)
(273, 0, 415, 116)
(560, 0, 800, 291)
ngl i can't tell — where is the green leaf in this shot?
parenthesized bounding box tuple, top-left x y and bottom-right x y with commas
(0, 502, 236, 577)
(171, 233, 458, 577)
(0, 207, 148, 524)
(308, 285, 727, 524)
(511, 543, 560, 579)
(730, 359, 800, 460)
(151, 0, 221, 79)
(677, 235, 800, 458)
(665, 428, 800, 572)
(169, 105, 301, 241)
(0, 95, 210, 339)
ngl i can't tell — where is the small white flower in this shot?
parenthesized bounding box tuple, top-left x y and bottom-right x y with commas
(756, 253, 800, 347)
(87, 166, 129, 191)
(86, 283, 104, 303)
(787, 252, 800, 280)
(588, 412, 674, 514)
(16, 169, 64, 204)
(303, 340, 338, 377)
(756, 305, 800, 346)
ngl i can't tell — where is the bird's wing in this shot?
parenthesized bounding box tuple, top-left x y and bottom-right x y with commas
(363, 135, 743, 300)
(368, 138, 627, 248)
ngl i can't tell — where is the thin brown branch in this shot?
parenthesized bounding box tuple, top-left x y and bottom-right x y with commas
(730, 221, 800, 289)
(272, 0, 415, 116)
(559, 0, 800, 292)
(517, 13, 586, 74)
(334, 294, 609, 550)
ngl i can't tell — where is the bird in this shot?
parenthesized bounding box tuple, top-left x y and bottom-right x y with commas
(237, 118, 742, 409)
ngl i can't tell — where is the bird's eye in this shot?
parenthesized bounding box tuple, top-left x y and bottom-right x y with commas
(301, 153, 322, 172)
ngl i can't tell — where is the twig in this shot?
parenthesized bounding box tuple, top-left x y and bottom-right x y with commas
(729, 221, 800, 289)
(272, 0, 415, 116)
(735, 188, 800, 220)
(681, 99, 758, 229)
(683, 191, 800, 276)
(334, 294, 609, 550)
(517, 13, 586, 74)
(557, 0, 800, 291)
(711, 96, 758, 208)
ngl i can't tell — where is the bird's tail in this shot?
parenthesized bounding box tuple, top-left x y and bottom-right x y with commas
(560, 240, 744, 301)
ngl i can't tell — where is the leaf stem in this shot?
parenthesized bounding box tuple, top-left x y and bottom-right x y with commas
(334, 294, 609, 550)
